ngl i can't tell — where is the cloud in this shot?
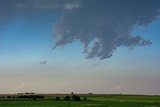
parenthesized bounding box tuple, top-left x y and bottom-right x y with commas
(53, 0, 160, 59)
(15, 0, 67, 10)
(0, 0, 160, 60)
(0, 0, 80, 12)
(40, 60, 47, 64)
(0, 0, 81, 28)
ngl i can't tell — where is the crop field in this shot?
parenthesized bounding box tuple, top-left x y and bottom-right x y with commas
(0, 94, 160, 107)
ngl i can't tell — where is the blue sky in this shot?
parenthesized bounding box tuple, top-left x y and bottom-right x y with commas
(0, 0, 160, 94)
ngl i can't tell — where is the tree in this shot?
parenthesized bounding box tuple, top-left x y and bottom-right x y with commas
(63, 96, 70, 101)
(72, 95, 80, 101)
(83, 97, 88, 101)
(55, 97, 60, 101)
(33, 97, 36, 101)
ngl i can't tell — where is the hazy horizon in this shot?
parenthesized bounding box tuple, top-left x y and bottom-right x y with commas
(0, 0, 160, 95)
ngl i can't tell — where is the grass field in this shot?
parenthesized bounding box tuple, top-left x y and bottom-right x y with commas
(0, 94, 160, 107)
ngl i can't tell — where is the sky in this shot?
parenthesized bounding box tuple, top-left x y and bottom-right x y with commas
(0, 0, 160, 95)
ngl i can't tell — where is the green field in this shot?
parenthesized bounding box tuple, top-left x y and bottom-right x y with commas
(0, 95, 160, 107)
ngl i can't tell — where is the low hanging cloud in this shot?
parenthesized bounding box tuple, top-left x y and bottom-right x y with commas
(53, 0, 160, 59)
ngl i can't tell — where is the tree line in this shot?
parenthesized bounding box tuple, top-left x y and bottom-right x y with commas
(1, 94, 88, 101)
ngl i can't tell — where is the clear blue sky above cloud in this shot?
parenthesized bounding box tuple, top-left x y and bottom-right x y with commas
(0, 0, 160, 94)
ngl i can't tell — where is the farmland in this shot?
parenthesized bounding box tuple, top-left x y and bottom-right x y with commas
(0, 94, 160, 107)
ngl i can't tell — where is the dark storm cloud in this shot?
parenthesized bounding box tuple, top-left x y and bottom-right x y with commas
(0, 0, 160, 60)
(53, 0, 160, 59)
